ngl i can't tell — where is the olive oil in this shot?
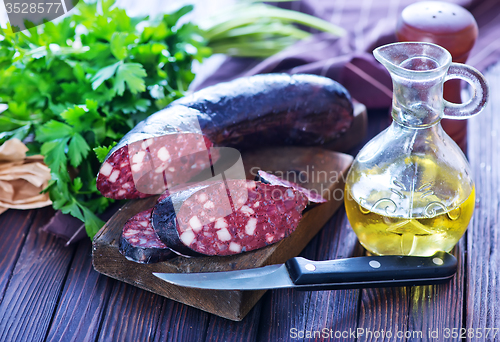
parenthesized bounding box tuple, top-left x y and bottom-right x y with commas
(344, 41, 486, 257)
(344, 155, 475, 256)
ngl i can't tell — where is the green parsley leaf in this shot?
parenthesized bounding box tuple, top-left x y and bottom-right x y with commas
(72, 177, 83, 192)
(80, 204, 105, 237)
(110, 32, 128, 60)
(36, 121, 73, 142)
(68, 133, 90, 168)
(91, 62, 120, 90)
(60, 199, 85, 221)
(0, 124, 31, 144)
(40, 139, 68, 170)
(60, 106, 87, 127)
(113, 63, 147, 95)
(93, 142, 117, 163)
(85, 99, 99, 112)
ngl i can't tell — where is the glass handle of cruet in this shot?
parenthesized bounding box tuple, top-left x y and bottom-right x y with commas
(443, 63, 489, 119)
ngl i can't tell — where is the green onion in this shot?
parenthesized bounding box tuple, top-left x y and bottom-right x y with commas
(202, 2, 346, 57)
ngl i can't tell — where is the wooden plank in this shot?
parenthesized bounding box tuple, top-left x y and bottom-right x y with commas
(0, 209, 35, 303)
(299, 211, 363, 342)
(351, 111, 411, 341)
(349, 109, 467, 340)
(203, 300, 263, 342)
(46, 237, 211, 342)
(93, 148, 353, 321)
(0, 207, 75, 342)
(44, 239, 115, 342)
(466, 62, 500, 342)
(357, 224, 410, 341)
(256, 208, 363, 341)
(348, 65, 499, 341)
(154, 300, 210, 342)
(253, 109, 389, 340)
(96, 282, 167, 342)
(358, 286, 409, 341)
(407, 241, 466, 341)
(355, 106, 422, 339)
(347, 108, 411, 342)
(255, 234, 317, 342)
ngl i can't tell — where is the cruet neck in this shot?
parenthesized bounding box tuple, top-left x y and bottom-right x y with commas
(374, 42, 452, 128)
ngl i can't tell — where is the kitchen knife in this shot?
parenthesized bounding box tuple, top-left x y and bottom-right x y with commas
(153, 251, 457, 291)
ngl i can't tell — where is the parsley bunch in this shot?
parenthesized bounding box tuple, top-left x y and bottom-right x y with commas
(0, 1, 209, 237)
(0, 0, 344, 238)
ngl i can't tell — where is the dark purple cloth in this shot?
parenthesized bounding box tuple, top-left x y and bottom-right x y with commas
(40, 211, 87, 245)
(42, 201, 122, 245)
(195, 0, 500, 109)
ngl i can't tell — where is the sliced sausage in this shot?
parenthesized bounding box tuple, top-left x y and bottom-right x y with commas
(119, 209, 175, 264)
(97, 74, 353, 199)
(151, 180, 308, 256)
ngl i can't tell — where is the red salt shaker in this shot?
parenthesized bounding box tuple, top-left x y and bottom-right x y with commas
(396, 1, 478, 152)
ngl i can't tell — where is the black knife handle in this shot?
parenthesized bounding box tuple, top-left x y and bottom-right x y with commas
(285, 251, 457, 286)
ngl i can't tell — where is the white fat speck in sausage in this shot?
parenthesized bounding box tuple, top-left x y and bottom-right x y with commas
(214, 218, 228, 229)
(240, 205, 254, 216)
(245, 218, 257, 235)
(189, 216, 202, 232)
(108, 170, 120, 183)
(229, 242, 241, 253)
(217, 228, 232, 241)
(180, 230, 196, 245)
(100, 162, 113, 177)
(157, 147, 170, 161)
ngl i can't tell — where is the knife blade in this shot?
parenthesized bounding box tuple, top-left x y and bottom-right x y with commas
(153, 251, 457, 291)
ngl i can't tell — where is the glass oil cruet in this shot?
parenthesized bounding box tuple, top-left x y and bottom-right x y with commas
(344, 42, 489, 256)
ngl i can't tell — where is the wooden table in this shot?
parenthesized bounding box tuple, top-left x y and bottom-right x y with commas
(0, 62, 499, 342)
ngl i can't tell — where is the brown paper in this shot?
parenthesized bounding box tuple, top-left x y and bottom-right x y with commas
(0, 138, 52, 214)
(0, 138, 28, 160)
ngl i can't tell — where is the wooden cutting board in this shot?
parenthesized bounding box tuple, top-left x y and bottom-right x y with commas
(92, 147, 353, 321)
(92, 101, 365, 321)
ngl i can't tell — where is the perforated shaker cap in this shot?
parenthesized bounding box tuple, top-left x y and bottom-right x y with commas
(396, 1, 478, 62)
